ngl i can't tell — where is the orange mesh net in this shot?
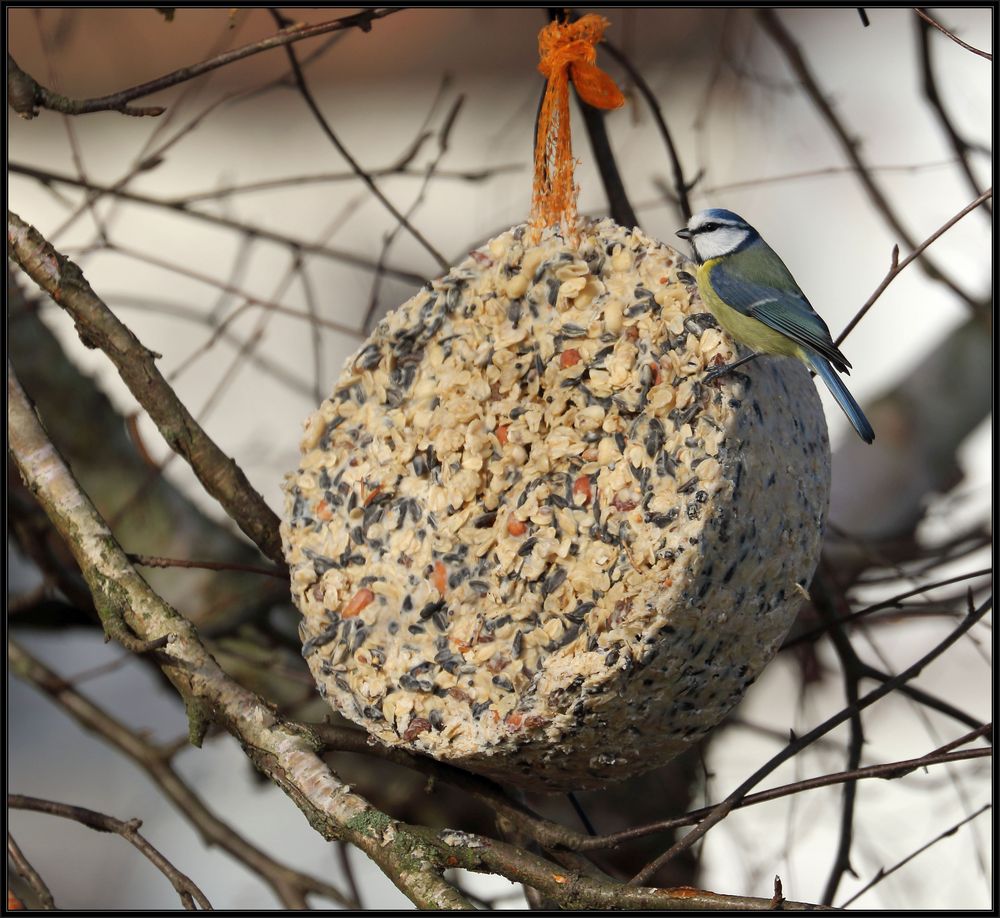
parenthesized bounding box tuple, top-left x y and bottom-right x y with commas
(530, 14, 625, 244)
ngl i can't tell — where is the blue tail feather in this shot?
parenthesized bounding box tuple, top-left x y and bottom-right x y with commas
(808, 355, 875, 444)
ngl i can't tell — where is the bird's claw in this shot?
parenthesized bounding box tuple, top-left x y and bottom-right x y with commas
(703, 362, 734, 385)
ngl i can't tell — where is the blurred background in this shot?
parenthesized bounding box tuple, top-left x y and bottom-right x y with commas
(8, 7, 992, 910)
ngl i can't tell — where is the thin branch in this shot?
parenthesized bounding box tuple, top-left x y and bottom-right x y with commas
(94, 294, 319, 399)
(601, 40, 694, 222)
(9, 163, 426, 285)
(7, 213, 285, 564)
(7, 639, 356, 908)
(336, 843, 363, 910)
(756, 8, 984, 316)
(913, 8, 992, 60)
(813, 567, 866, 905)
(363, 88, 465, 334)
(7, 832, 56, 909)
(270, 9, 449, 272)
(104, 243, 366, 344)
(6, 9, 402, 119)
(315, 719, 990, 856)
(173, 163, 524, 205)
(293, 255, 324, 405)
(918, 17, 991, 216)
(609, 747, 990, 850)
(839, 802, 991, 907)
(628, 595, 992, 884)
(442, 831, 832, 910)
(8, 794, 212, 910)
(835, 187, 992, 345)
(551, 10, 638, 229)
(692, 157, 962, 194)
(861, 666, 988, 737)
(785, 566, 992, 648)
(127, 553, 288, 579)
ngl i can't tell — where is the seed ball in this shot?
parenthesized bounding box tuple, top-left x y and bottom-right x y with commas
(281, 218, 830, 792)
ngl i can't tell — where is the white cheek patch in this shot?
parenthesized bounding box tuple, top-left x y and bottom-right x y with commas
(694, 227, 749, 261)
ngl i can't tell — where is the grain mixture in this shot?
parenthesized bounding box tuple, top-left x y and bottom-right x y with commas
(282, 218, 830, 791)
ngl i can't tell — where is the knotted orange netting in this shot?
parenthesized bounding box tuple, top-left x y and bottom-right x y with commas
(530, 14, 625, 244)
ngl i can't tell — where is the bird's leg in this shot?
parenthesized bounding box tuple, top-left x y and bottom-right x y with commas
(704, 350, 759, 384)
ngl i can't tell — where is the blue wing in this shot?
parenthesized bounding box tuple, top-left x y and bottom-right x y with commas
(708, 246, 851, 373)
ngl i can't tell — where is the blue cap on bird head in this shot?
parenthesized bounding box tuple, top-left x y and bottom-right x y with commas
(699, 208, 747, 224)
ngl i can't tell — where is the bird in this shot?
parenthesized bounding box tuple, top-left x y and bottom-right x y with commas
(676, 208, 874, 443)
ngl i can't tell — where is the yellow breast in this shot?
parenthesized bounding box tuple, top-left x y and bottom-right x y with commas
(695, 259, 804, 360)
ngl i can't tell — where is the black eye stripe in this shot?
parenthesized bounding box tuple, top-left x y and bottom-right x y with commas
(693, 221, 742, 235)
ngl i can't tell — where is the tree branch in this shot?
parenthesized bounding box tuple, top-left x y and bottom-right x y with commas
(839, 802, 991, 907)
(6, 358, 472, 908)
(913, 8, 992, 60)
(601, 40, 695, 222)
(756, 8, 985, 317)
(835, 187, 991, 346)
(7, 213, 285, 564)
(628, 595, 992, 884)
(7, 832, 56, 910)
(8, 794, 212, 910)
(127, 553, 288, 579)
(9, 164, 426, 285)
(917, 17, 991, 217)
(7, 637, 357, 909)
(813, 567, 865, 905)
(6, 9, 402, 119)
(270, 8, 449, 272)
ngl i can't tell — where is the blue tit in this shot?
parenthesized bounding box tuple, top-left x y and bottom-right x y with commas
(676, 208, 874, 444)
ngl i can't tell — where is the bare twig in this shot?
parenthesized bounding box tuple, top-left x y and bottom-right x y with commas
(336, 843, 363, 910)
(127, 553, 288, 579)
(6, 9, 402, 119)
(913, 8, 992, 60)
(917, 17, 991, 216)
(757, 8, 984, 315)
(8, 794, 213, 910)
(7, 832, 56, 909)
(9, 164, 426, 285)
(835, 187, 992, 345)
(629, 596, 992, 884)
(363, 87, 465, 334)
(173, 163, 524, 205)
(552, 10, 638, 229)
(690, 157, 961, 195)
(97, 294, 319, 398)
(314, 718, 990, 856)
(813, 567, 866, 905)
(438, 831, 832, 910)
(270, 9, 449, 272)
(839, 803, 991, 907)
(785, 567, 992, 648)
(601, 40, 694, 222)
(860, 666, 988, 737)
(7, 639, 356, 908)
(7, 214, 285, 564)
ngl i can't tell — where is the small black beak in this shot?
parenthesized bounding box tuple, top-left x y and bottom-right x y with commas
(676, 228, 691, 240)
